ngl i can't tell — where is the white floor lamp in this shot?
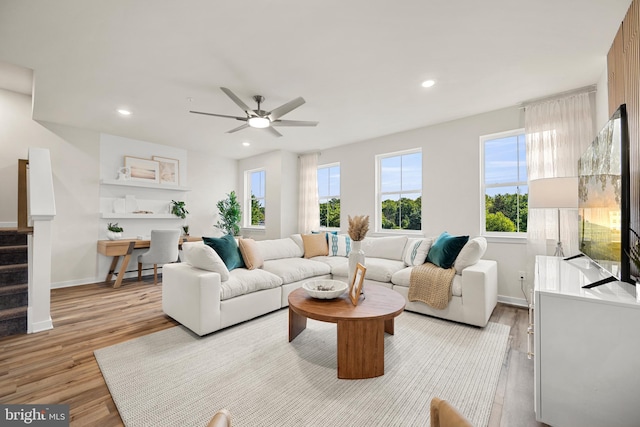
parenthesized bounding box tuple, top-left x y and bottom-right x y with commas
(528, 177, 579, 257)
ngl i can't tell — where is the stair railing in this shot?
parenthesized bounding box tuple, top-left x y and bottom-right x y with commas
(17, 159, 33, 234)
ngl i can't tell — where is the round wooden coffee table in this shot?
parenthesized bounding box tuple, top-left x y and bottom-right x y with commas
(288, 283, 405, 379)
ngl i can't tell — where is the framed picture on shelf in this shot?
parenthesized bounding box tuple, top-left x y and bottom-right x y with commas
(124, 156, 160, 184)
(152, 156, 180, 185)
(349, 263, 366, 305)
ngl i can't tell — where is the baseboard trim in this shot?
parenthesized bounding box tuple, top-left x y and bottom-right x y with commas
(0, 222, 18, 228)
(498, 295, 528, 308)
(27, 309, 53, 334)
(51, 270, 158, 289)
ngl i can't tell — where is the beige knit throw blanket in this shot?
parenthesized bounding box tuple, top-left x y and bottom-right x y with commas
(408, 262, 455, 310)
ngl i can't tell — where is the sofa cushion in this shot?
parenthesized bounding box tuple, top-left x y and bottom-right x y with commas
(290, 234, 305, 253)
(332, 257, 406, 283)
(238, 238, 264, 270)
(301, 233, 329, 258)
(202, 235, 245, 271)
(403, 237, 433, 266)
(328, 234, 352, 257)
(310, 256, 348, 274)
(262, 258, 331, 284)
(256, 238, 303, 261)
(181, 241, 230, 281)
(453, 237, 488, 274)
(220, 268, 283, 301)
(361, 235, 408, 261)
(426, 232, 469, 269)
(391, 266, 463, 297)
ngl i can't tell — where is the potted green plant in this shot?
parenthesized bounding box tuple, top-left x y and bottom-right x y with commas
(216, 191, 242, 236)
(107, 222, 123, 240)
(182, 225, 190, 236)
(171, 200, 189, 219)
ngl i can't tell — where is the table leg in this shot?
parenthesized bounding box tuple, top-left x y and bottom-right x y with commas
(384, 318, 395, 335)
(113, 241, 136, 289)
(337, 319, 384, 379)
(105, 256, 120, 283)
(289, 308, 307, 342)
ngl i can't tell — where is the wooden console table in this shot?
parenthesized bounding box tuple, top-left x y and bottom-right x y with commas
(97, 236, 200, 288)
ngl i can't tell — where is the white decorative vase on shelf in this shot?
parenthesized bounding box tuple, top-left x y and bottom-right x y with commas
(348, 240, 365, 287)
(106, 231, 122, 241)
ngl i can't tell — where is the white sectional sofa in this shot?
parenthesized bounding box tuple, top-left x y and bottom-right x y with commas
(162, 234, 497, 336)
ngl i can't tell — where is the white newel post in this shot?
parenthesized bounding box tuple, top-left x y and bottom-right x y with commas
(27, 148, 56, 333)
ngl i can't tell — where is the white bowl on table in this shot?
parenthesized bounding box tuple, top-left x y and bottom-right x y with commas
(302, 280, 347, 299)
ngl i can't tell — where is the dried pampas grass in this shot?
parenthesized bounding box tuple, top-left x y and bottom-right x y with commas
(348, 215, 369, 241)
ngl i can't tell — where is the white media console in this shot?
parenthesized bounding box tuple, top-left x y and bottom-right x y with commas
(533, 255, 640, 427)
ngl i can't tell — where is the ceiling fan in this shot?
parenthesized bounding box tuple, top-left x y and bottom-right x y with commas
(190, 87, 318, 137)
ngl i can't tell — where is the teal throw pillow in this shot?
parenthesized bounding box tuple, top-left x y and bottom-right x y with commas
(202, 235, 245, 271)
(426, 232, 469, 269)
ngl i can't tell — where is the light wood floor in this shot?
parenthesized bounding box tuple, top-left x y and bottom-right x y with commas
(0, 279, 546, 426)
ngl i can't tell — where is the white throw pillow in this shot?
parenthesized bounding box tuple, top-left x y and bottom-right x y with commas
(361, 235, 408, 261)
(403, 237, 433, 266)
(182, 242, 230, 281)
(453, 237, 487, 274)
(328, 234, 352, 257)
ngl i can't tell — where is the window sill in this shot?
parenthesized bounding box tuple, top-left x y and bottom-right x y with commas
(482, 234, 527, 244)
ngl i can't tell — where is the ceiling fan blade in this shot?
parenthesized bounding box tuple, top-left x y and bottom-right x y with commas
(220, 87, 257, 117)
(226, 123, 250, 134)
(271, 119, 319, 127)
(265, 126, 283, 137)
(268, 97, 305, 121)
(190, 110, 246, 120)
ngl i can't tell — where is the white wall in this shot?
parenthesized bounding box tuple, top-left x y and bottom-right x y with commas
(1, 87, 238, 287)
(95, 134, 237, 278)
(237, 150, 298, 240)
(0, 88, 101, 285)
(318, 106, 529, 302)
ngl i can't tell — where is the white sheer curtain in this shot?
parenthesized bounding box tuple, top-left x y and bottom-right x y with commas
(525, 91, 594, 262)
(298, 153, 320, 234)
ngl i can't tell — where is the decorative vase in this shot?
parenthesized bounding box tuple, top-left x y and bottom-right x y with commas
(106, 231, 122, 240)
(348, 240, 365, 288)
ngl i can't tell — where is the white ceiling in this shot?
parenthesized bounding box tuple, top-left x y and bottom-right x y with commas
(0, 0, 632, 159)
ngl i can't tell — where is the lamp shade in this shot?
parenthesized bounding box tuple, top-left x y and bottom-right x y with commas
(528, 177, 578, 209)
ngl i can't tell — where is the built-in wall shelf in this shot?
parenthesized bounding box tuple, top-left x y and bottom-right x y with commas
(101, 213, 180, 219)
(100, 179, 191, 192)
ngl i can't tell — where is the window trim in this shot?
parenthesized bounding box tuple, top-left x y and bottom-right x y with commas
(317, 162, 341, 230)
(480, 128, 527, 238)
(375, 148, 422, 233)
(244, 168, 266, 229)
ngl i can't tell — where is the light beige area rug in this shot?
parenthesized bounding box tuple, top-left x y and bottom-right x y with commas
(94, 309, 509, 427)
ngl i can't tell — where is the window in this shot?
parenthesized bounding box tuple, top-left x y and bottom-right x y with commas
(246, 169, 265, 227)
(317, 163, 340, 228)
(481, 129, 527, 234)
(376, 149, 422, 231)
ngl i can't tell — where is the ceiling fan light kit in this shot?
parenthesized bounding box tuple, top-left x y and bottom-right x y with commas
(248, 116, 270, 128)
(190, 87, 318, 137)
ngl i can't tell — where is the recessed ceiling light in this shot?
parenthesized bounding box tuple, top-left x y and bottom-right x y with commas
(421, 80, 436, 88)
(242, 142, 251, 147)
(117, 109, 131, 115)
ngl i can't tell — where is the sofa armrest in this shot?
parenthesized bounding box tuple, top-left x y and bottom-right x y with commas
(460, 259, 498, 327)
(162, 263, 222, 336)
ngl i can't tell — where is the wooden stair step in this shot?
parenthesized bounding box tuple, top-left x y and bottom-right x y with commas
(0, 306, 27, 321)
(0, 264, 28, 272)
(0, 283, 28, 295)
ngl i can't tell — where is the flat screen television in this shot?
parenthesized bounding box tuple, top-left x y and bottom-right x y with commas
(576, 104, 632, 286)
